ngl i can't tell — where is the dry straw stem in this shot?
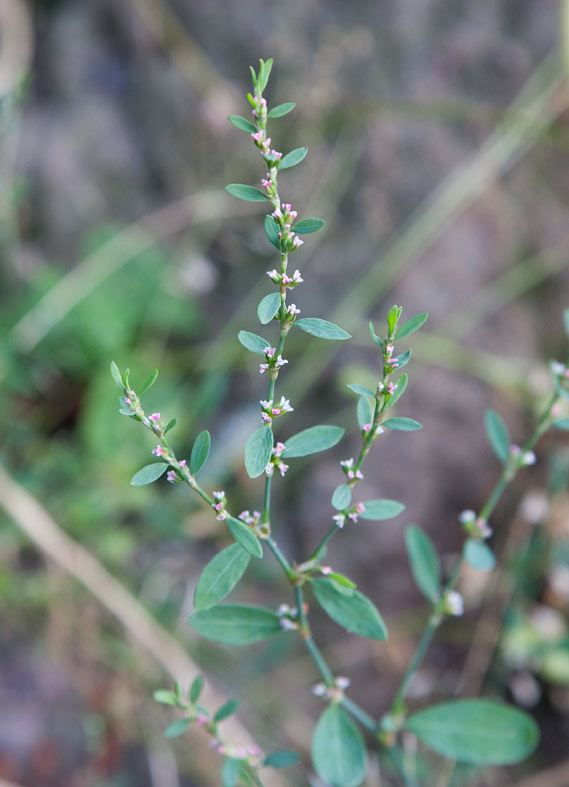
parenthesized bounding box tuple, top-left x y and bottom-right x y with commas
(0, 465, 286, 785)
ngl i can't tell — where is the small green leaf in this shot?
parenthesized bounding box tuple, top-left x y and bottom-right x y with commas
(357, 396, 373, 429)
(238, 330, 270, 355)
(293, 218, 325, 234)
(189, 675, 204, 704)
(228, 114, 256, 133)
(227, 518, 263, 558)
(404, 699, 539, 765)
(268, 102, 295, 119)
(463, 539, 496, 572)
(194, 544, 251, 611)
(387, 305, 401, 335)
(360, 500, 405, 521)
(295, 318, 351, 340)
(257, 291, 281, 324)
(279, 146, 307, 169)
(347, 383, 376, 397)
(395, 313, 428, 340)
(405, 525, 441, 600)
(328, 573, 356, 594)
(138, 368, 158, 395)
(110, 361, 123, 388)
(263, 214, 281, 250)
(225, 183, 269, 202)
(222, 758, 240, 787)
(383, 417, 422, 431)
(189, 604, 283, 645)
(553, 418, 569, 430)
(153, 690, 178, 706)
(258, 58, 273, 92)
(164, 418, 176, 435)
(368, 321, 383, 348)
(164, 717, 191, 739)
(312, 578, 387, 640)
(244, 425, 273, 478)
(485, 409, 510, 463)
(131, 463, 167, 486)
(332, 484, 352, 510)
(263, 750, 300, 768)
(190, 430, 211, 475)
(214, 699, 240, 723)
(282, 425, 344, 458)
(394, 349, 412, 369)
(386, 374, 408, 408)
(311, 704, 367, 787)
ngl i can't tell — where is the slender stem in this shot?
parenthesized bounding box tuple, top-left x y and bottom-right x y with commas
(266, 536, 295, 581)
(340, 696, 378, 734)
(391, 615, 441, 713)
(295, 586, 335, 686)
(309, 524, 340, 562)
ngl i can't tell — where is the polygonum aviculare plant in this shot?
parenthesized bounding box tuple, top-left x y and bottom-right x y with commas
(111, 58, 569, 786)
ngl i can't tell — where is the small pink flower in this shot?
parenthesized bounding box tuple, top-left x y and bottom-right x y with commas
(387, 382, 397, 395)
(251, 131, 263, 142)
(362, 423, 372, 434)
(124, 398, 131, 406)
(166, 470, 177, 483)
(265, 347, 276, 358)
(266, 269, 280, 282)
(270, 149, 282, 160)
(261, 412, 271, 423)
(152, 445, 166, 457)
(277, 461, 289, 477)
(149, 413, 160, 424)
(274, 442, 286, 457)
(179, 459, 187, 469)
(275, 355, 288, 368)
(271, 208, 282, 219)
(356, 503, 365, 513)
(320, 566, 332, 575)
(288, 303, 301, 316)
(291, 236, 304, 249)
(292, 269, 303, 283)
(259, 363, 269, 374)
(261, 178, 271, 189)
(332, 514, 346, 528)
(282, 203, 292, 211)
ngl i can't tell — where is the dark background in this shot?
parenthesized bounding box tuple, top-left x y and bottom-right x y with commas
(1, 1, 569, 784)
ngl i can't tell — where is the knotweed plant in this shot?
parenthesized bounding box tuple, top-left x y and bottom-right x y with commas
(111, 59, 569, 786)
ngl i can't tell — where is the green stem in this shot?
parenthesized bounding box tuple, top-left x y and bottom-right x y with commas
(340, 696, 378, 734)
(309, 524, 340, 562)
(294, 586, 335, 686)
(266, 537, 295, 581)
(391, 614, 441, 714)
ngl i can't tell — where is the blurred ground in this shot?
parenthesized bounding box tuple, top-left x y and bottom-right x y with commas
(2, 0, 569, 785)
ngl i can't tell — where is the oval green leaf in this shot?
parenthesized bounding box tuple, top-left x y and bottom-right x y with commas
(189, 604, 283, 645)
(405, 525, 441, 600)
(138, 368, 158, 395)
(190, 429, 210, 475)
(193, 544, 251, 611)
(214, 698, 240, 723)
(387, 374, 408, 408)
(295, 317, 351, 340)
(360, 499, 405, 521)
(227, 517, 263, 558)
(383, 417, 422, 431)
(164, 717, 191, 739)
(394, 349, 412, 369)
(263, 214, 281, 250)
(463, 539, 496, 572)
(221, 758, 240, 787)
(279, 146, 307, 169)
(189, 674, 203, 703)
(244, 425, 273, 478)
(110, 360, 123, 388)
(267, 102, 295, 118)
(404, 699, 539, 765)
(332, 484, 352, 510)
(395, 312, 428, 340)
(228, 115, 256, 133)
(293, 218, 326, 234)
(368, 321, 383, 348)
(282, 425, 344, 458)
(257, 291, 281, 324)
(263, 749, 300, 768)
(225, 183, 269, 202)
(311, 578, 387, 640)
(357, 396, 373, 429)
(238, 330, 269, 355)
(347, 383, 376, 398)
(311, 704, 367, 787)
(131, 463, 167, 486)
(485, 409, 510, 463)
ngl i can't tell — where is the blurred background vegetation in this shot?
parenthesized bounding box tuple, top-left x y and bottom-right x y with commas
(2, 1, 569, 785)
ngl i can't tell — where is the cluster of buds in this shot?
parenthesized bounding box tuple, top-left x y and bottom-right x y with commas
(266, 268, 304, 287)
(378, 381, 398, 396)
(384, 343, 399, 371)
(260, 396, 294, 423)
(251, 95, 267, 120)
(167, 459, 187, 484)
(459, 509, 492, 540)
(340, 458, 364, 482)
(238, 510, 262, 528)
(209, 737, 263, 768)
(332, 502, 365, 529)
(277, 603, 299, 631)
(152, 444, 168, 458)
(312, 675, 351, 702)
(259, 346, 289, 376)
(266, 442, 289, 477)
(441, 589, 464, 617)
(509, 444, 537, 468)
(211, 491, 227, 521)
(251, 132, 282, 164)
(362, 423, 384, 439)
